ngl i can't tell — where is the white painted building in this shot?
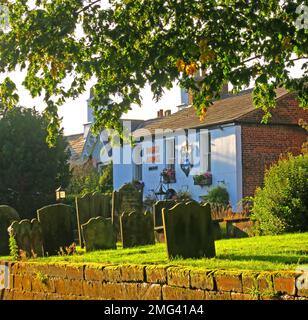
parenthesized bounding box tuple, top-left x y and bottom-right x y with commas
(112, 88, 305, 211)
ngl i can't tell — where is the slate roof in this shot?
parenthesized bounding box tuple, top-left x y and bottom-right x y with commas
(66, 133, 85, 162)
(133, 88, 302, 136)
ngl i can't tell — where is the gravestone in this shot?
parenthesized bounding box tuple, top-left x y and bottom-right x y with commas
(162, 202, 216, 259)
(37, 204, 74, 255)
(112, 183, 143, 238)
(0, 205, 20, 255)
(153, 200, 177, 228)
(120, 210, 155, 248)
(76, 192, 111, 246)
(81, 216, 116, 252)
(31, 219, 44, 257)
(7, 219, 44, 258)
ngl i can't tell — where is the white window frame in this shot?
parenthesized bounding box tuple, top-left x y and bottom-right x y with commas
(199, 130, 211, 172)
(165, 137, 175, 170)
(133, 143, 143, 181)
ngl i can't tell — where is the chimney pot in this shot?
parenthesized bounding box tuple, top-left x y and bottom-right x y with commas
(157, 109, 164, 118)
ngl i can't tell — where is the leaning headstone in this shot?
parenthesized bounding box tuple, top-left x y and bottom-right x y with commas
(0, 205, 20, 255)
(81, 216, 116, 252)
(162, 202, 216, 259)
(7, 219, 44, 258)
(120, 210, 155, 248)
(112, 183, 143, 238)
(76, 192, 111, 247)
(37, 204, 74, 255)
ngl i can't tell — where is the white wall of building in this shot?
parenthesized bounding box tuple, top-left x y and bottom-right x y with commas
(112, 124, 243, 210)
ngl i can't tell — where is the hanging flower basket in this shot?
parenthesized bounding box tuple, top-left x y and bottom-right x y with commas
(161, 168, 176, 184)
(193, 172, 212, 186)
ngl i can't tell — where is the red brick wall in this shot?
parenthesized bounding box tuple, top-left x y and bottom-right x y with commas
(241, 124, 307, 198)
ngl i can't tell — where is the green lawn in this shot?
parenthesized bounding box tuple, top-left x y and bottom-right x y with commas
(1, 233, 308, 272)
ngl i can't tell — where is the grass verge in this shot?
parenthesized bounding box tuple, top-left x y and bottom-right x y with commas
(1, 233, 308, 271)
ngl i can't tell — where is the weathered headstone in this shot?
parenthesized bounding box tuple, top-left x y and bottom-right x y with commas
(76, 192, 111, 246)
(162, 202, 216, 259)
(7, 219, 44, 258)
(112, 183, 143, 239)
(0, 205, 20, 255)
(37, 204, 74, 255)
(81, 216, 116, 252)
(153, 200, 177, 228)
(31, 219, 44, 257)
(120, 210, 155, 248)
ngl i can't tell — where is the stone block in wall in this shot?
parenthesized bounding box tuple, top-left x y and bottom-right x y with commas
(214, 271, 243, 293)
(84, 266, 105, 282)
(257, 272, 275, 297)
(190, 270, 215, 291)
(162, 285, 205, 300)
(167, 267, 190, 288)
(205, 291, 232, 300)
(273, 272, 297, 296)
(120, 265, 145, 282)
(101, 265, 122, 283)
(82, 280, 103, 298)
(65, 265, 84, 280)
(146, 266, 167, 284)
(241, 272, 259, 295)
(230, 292, 257, 300)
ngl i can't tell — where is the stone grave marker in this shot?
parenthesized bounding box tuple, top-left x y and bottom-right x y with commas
(7, 219, 44, 258)
(120, 210, 155, 248)
(112, 183, 143, 238)
(0, 205, 20, 255)
(37, 204, 74, 255)
(31, 219, 44, 257)
(162, 202, 216, 259)
(81, 216, 116, 252)
(153, 200, 177, 228)
(76, 192, 111, 247)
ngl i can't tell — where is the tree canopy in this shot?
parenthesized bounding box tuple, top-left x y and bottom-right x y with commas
(0, 0, 307, 144)
(0, 107, 70, 218)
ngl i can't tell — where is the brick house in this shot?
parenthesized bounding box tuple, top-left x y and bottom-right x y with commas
(112, 88, 308, 210)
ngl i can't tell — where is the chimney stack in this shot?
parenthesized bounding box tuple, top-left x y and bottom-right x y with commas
(165, 110, 171, 117)
(157, 109, 164, 118)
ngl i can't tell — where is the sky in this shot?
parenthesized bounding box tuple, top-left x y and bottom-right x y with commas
(7, 60, 304, 137)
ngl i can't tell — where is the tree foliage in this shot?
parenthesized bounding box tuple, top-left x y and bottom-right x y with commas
(0, 0, 307, 144)
(67, 160, 113, 195)
(0, 107, 70, 218)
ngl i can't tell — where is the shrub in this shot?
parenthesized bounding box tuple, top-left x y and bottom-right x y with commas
(251, 154, 308, 235)
(201, 185, 230, 207)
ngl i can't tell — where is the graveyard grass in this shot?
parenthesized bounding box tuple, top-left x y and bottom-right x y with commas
(2, 232, 308, 272)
